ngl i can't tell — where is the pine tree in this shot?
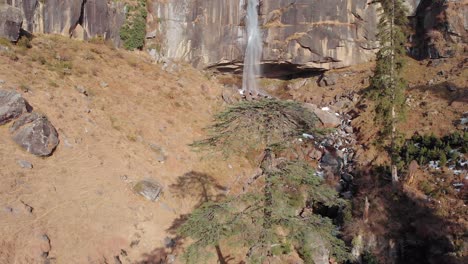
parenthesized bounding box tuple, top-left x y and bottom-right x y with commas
(370, 0, 408, 184)
(180, 99, 349, 263)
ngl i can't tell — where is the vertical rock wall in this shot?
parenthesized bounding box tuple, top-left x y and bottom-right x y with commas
(3, 0, 125, 45)
(148, 0, 381, 72)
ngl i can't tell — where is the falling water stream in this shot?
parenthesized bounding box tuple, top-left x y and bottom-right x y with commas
(241, 0, 263, 95)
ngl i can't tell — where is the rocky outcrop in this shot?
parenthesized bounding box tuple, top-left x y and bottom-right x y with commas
(4, 0, 125, 45)
(149, 0, 466, 74)
(0, 90, 31, 125)
(10, 112, 59, 156)
(0, 4, 22, 41)
(148, 0, 381, 74)
(410, 0, 467, 59)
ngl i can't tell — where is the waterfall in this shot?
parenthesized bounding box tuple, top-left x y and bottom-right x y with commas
(241, 0, 262, 95)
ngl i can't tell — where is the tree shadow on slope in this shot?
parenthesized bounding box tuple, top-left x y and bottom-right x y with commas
(169, 171, 227, 208)
(351, 165, 466, 264)
(137, 171, 230, 264)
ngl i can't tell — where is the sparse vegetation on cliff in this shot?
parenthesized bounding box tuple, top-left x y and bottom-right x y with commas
(120, 0, 147, 50)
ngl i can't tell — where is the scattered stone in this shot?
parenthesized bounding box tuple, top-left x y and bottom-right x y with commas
(446, 84, 457, 92)
(74, 85, 88, 96)
(99, 81, 108, 88)
(320, 151, 342, 172)
(342, 173, 353, 183)
(427, 79, 434, 86)
(318, 73, 338, 87)
(308, 148, 323, 160)
(10, 112, 59, 156)
(0, 89, 32, 125)
(167, 254, 176, 263)
(164, 237, 176, 248)
(133, 180, 162, 201)
(149, 143, 167, 162)
(344, 126, 354, 134)
(17, 159, 33, 169)
(0, 80, 5, 84)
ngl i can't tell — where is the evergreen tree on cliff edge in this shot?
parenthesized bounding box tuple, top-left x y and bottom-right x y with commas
(370, 0, 408, 184)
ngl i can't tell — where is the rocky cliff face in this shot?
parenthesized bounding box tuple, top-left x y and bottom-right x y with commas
(2, 0, 125, 45)
(1, 0, 465, 74)
(148, 0, 381, 74)
(148, 0, 466, 75)
(410, 0, 467, 59)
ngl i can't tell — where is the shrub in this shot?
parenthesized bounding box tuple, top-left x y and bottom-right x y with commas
(399, 132, 468, 168)
(191, 99, 319, 157)
(120, 0, 147, 50)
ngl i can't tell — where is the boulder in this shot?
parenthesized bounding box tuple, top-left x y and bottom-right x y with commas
(0, 4, 22, 41)
(10, 112, 59, 156)
(133, 180, 163, 201)
(318, 74, 338, 87)
(0, 90, 31, 125)
(320, 151, 342, 172)
(303, 103, 341, 128)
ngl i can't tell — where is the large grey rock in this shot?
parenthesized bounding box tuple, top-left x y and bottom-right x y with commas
(0, 4, 22, 41)
(133, 180, 163, 201)
(10, 112, 59, 156)
(0, 90, 31, 125)
(303, 103, 341, 128)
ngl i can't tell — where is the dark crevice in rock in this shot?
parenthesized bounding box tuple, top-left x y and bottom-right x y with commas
(69, 0, 86, 36)
(208, 61, 324, 80)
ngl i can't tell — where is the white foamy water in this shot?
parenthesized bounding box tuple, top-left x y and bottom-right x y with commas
(242, 0, 262, 94)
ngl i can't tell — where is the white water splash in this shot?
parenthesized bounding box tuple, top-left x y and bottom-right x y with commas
(241, 0, 263, 95)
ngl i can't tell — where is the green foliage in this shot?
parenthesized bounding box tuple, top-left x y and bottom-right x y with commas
(399, 132, 468, 167)
(120, 0, 147, 50)
(178, 161, 349, 263)
(362, 251, 380, 264)
(368, 0, 408, 163)
(191, 99, 319, 157)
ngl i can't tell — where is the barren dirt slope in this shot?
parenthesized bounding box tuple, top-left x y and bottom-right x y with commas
(0, 36, 253, 263)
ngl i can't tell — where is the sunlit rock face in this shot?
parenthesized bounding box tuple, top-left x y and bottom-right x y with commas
(148, 0, 382, 74)
(4, 0, 125, 45)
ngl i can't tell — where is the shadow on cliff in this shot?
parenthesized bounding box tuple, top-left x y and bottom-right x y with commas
(349, 165, 466, 264)
(137, 171, 232, 264)
(408, 81, 468, 105)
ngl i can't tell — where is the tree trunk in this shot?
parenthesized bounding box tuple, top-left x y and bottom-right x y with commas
(390, 0, 399, 186)
(364, 196, 370, 223)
